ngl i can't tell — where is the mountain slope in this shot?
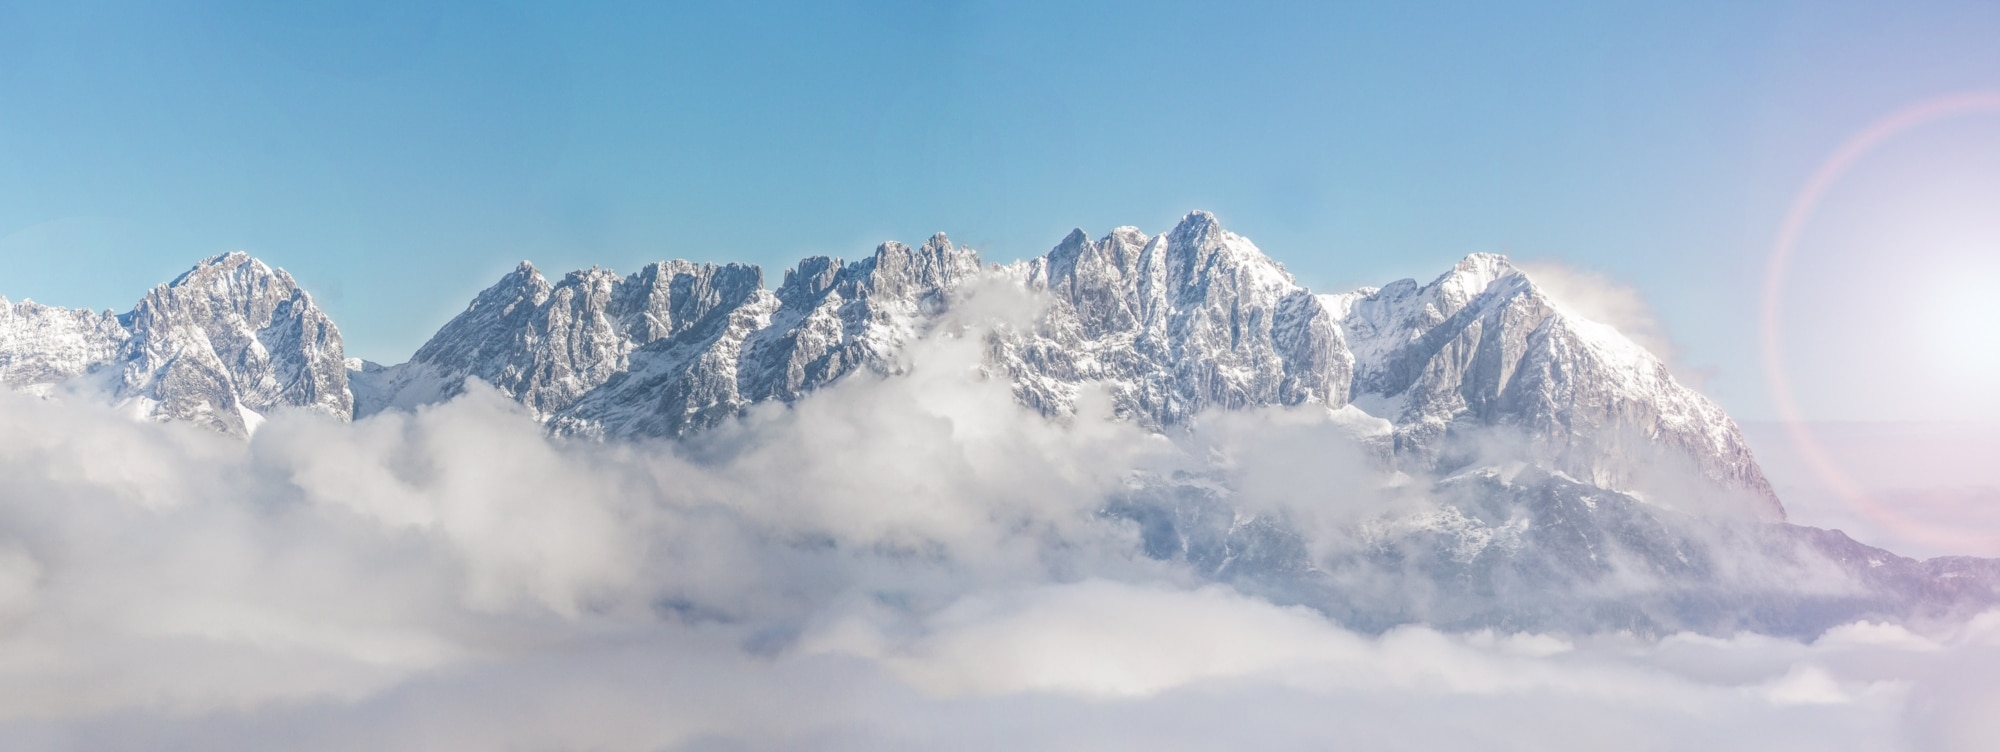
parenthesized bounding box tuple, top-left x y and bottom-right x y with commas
(1000, 214, 1351, 428)
(1333, 254, 1779, 519)
(344, 211, 1773, 521)
(550, 234, 981, 437)
(0, 298, 129, 393)
(0, 214, 1772, 517)
(0, 253, 350, 436)
(1112, 464, 1997, 637)
(8, 215, 1999, 635)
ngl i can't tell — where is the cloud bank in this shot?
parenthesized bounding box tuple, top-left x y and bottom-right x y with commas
(0, 318, 1996, 750)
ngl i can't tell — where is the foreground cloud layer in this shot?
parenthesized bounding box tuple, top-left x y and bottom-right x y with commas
(0, 333, 1997, 750)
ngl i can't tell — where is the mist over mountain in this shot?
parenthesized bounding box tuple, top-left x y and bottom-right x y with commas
(334, 213, 1760, 516)
(3, 214, 1998, 749)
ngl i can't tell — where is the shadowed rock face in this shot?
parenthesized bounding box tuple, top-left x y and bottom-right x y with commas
(0, 214, 1777, 521)
(1007, 214, 1352, 429)
(1332, 253, 1780, 521)
(343, 212, 1774, 522)
(1, 252, 349, 436)
(117, 253, 351, 435)
(351, 234, 988, 439)
(1109, 467, 2000, 638)
(6, 215, 1996, 636)
(358, 260, 769, 423)
(0, 298, 129, 389)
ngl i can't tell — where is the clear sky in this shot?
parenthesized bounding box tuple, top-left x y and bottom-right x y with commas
(3, 0, 1999, 423)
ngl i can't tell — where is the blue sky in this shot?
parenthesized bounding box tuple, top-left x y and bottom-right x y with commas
(2, 0, 1999, 421)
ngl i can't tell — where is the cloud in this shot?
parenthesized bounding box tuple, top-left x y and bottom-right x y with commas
(0, 307, 1996, 749)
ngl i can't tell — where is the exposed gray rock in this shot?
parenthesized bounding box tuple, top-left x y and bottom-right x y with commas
(1003, 214, 1352, 428)
(357, 211, 1774, 522)
(115, 253, 350, 435)
(377, 234, 986, 438)
(0, 253, 350, 436)
(1108, 466, 2000, 638)
(1, 217, 1992, 637)
(0, 297, 129, 391)
(0, 214, 1778, 520)
(1332, 253, 1781, 520)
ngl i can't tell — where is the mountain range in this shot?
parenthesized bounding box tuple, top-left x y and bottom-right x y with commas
(2, 211, 1989, 635)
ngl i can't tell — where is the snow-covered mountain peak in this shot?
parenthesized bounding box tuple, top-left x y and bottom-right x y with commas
(1161, 211, 1298, 298)
(1433, 257, 1661, 381)
(1427, 252, 1525, 311)
(1, 217, 1780, 522)
(114, 253, 352, 435)
(1041, 229, 1095, 281)
(1108, 225, 1150, 241)
(1163, 211, 1233, 264)
(507, 260, 552, 287)
(1329, 248, 1778, 519)
(864, 233, 982, 308)
(6, 253, 355, 435)
(562, 265, 619, 283)
(1039, 227, 1153, 289)
(0, 295, 130, 393)
(358, 256, 781, 422)
(188, 250, 258, 272)
(1168, 209, 1222, 238)
(469, 261, 552, 306)
(160, 250, 298, 302)
(1001, 213, 1350, 429)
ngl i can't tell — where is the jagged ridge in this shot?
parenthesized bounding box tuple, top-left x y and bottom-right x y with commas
(14, 213, 2000, 635)
(1, 252, 348, 436)
(0, 214, 1775, 520)
(351, 211, 1775, 520)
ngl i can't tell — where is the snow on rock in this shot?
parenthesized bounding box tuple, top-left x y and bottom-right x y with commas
(0, 214, 1781, 520)
(1337, 253, 1780, 520)
(554, 232, 981, 438)
(1004, 211, 1352, 428)
(0, 253, 350, 437)
(0, 297, 129, 389)
(114, 253, 351, 436)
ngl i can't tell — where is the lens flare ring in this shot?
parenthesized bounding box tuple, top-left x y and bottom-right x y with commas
(1761, 91, 2000, 551)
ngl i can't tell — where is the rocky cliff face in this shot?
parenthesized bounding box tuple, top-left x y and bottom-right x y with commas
(341, 212, 1776, 519)
(0, 253, 349, 436)
(1001, 214, 1351, 428)
(1111, 463, 1998, 637)
(352, 257, 782, 424)
(353, 234, 985, 438)
(0, 298, 129, 392)
(1331, 253, 1780, 520)
(16, 215, 2000, 633)
(0, 214, 1775, 518)
(555, 233, 983, 437)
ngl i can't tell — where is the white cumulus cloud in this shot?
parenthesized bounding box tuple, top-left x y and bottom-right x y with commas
(0, 316, 1994, 750)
